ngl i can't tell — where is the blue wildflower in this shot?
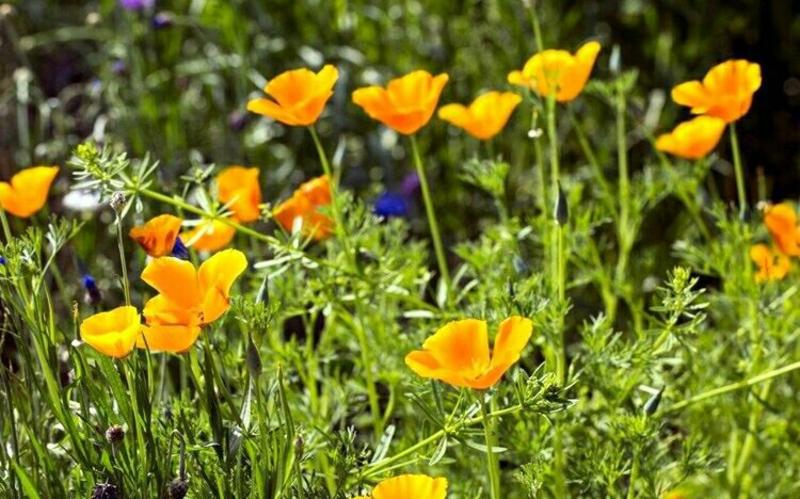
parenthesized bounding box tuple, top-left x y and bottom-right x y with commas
(82, 273, 102, 306)
(171, 237, 190, 260)
(374, 192, 409, 218)
(152, 11, 173, 29)
(0, 256, 6, 265)
(119, 0, 154, 11)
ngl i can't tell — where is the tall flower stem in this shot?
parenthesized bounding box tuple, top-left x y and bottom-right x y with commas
(729, 123, 747, 218)
(410, 135, 450, 294)
(114, 211, 131, 306)
(308, 126, 351, 249)
(479, 394, 501, 499)
(612, 83, 633, 324)
(0, 206, 12, 243)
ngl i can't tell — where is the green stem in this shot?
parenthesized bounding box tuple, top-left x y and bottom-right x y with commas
(308, 126, 350, 248)
(555, 224, 566, 385)
(732, 380, 772, 486)
(531, 104, 548, 215)
(410, 135, 450, 294)
(479, 395, 501, 499)
(525, 0, 545, 52)
(627, 450, 639, 499)
(729, 123, 747, 218)
(0, 205, 12, 243)
(115, 213, 131, 306)
(666, 360, 800, 413)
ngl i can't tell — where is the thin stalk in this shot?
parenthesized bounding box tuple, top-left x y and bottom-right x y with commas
(308, 126, 350, 247)
(733, 380, 772, 485)
(666, 360, 800, 413)
(555, 224, 566, 385)
(409, 135, 450, 293)
(0, 206, 12, 243)
(524, 0, 545, 52)
(114, 212, 131, 306)
(531, 104, 547, 215)
(479, 395, 501, 499)
(627, 450, 639, 499)
(729, 123, 747, 218)
(612, 84, 632, 323)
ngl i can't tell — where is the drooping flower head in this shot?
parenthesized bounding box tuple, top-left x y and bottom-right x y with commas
(672, 59, 761, 123)
(405, 316, 533, 389)
(216, 166, 262, 223)
(438, 91, 522, 140)
(355, 474, 448, 499)
(750, 244, 790, 283)
(655, 116, 726, 160)
(182, 219, 237, 252)
(0, 166, 59, 218)
(247, 65, 339, 126)
(352, 70, 449, 135)
(138, 249, 247, 353)
(763, 203, 800, 256)
(273, 175, 333, 240)
(80, 306, 141, 358)
(508, 41, 601, 103)
(129, 214, 183, 257)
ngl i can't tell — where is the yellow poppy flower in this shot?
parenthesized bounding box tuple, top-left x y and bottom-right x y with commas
(763, 203, 800, 256)
(352, 70, 449, 135)
(672, 59, 761, 123)
(217, 166, 262, 223)
(138, 249, 247, 353)
(182, 219, 237, 252)
(247, 65, 338, 126)
(80, 306, 141, 358)
(508, 41, 601, 103)
(355, 474, 448, 499)
(438, 91, 522, 140)
(750, 244, 790, 283)
(405, 316, 533, 389)
(273, 175, 333, 240)
(655, 116, 726, 160)
(129, 214, 183, 257)
(0, 166, 59, 218)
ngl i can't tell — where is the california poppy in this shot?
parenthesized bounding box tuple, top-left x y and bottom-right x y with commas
(247, 65, 339, 126)
(763, 203, 800, 256)
(355, 474, 448, 499)
(672, 59, 761, 123)
(438, 91, 522, 140)
(0, 166, 59, 218)
(508, 41, 601, 103)
(750, 244, 790, 283)
(129, 214, 183, 257)
(273, 175, 333, 240)
(352, 70, 449, 135)
(217, 166, 262, 223)
(655, 116, 726, 160)
(80, 305, 141, 358)
(405, 316, 533, 389)
(138, 249, 247, 353)
(182, 219, 237, 252)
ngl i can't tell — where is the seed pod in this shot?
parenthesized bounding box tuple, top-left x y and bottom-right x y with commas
(109, 192, 126, 212)
(643, 387, 664, 416)
(554, 182, 569, 225)
(294, 433, 304, 457)
(91, 483, 119, 499)
(167, 478, 189, 499)
(105, 425, 125, 444)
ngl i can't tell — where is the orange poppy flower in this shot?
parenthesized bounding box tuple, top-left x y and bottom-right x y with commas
(217, 166, 262, 223)
(750, 244, 790, 283)
(352, 70, 449, 135)
(355, 474, 448, 499)
(129, 214, 183, 257)
(763, 203, 800, 256)
(405, 316, 533, 389)
(80, 306, 141, 358)
(438, 91, 522, 140)
(138, 249, 247, 353)
(273, 175, 333, 240)
(508, 41, 601, 103)
(0, 166, 59, 218)
(672, 59, 762, 123)
(246, 65, 339, 126)
(182, 219, 236, 252)
(655, 116, 726, 160)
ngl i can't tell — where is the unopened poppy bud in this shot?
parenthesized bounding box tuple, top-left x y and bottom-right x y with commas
(246, 337, 262, 377)
(109, 192, 126, 212)
(294, 434, 304, 457)
(554, 182, 568, 225)
(105, 425, 125, 444)
(643, 387, 664, 416)
(167, 478, 189, 499)
(91, 483, 119, 499)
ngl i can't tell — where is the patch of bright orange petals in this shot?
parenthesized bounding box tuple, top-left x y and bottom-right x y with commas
(355, 474, 448, 499)
(508, 41, 601, 103)
(0, 166, 59, 218)
(80, 306, 141, 359)
(273, 175, 333, 240)
(406, 316, 532, 389)
(438, 91, 522, 140)
(129, 214, 183, 257)
(654, 116, 726, 160)
(751, 203, 800, 282)
(247, 65, 339, 126)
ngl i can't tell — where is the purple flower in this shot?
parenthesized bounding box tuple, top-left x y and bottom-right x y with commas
(82, 273, 102, 306)
(400, 172, 420, 197)
(119, 0, 154, 11)
(374, 192, 409, 218)
(152, 11, 173, 29)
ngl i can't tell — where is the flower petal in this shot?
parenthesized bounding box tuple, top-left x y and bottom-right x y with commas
(140, 256, 201, 309)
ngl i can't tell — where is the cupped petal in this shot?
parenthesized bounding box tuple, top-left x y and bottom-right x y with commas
(371, 474, 448, 499)
(265, 67, 318, 107)
(182, 219, 236, 252)
(764, 203, 800, 256)
(137, 324, 202, 353)
(142, 294, 199, 327)
(80, 306, 141, 358)
(654, 116, 726, 160)
(198, 249, 248, 324)
(0, 166, 59, 218)
(140, 256, 201, 309)
(217, 166, 262, 223)
(558, 40, 601, 102)
(438, 103, 471, 129)
(129, 214, 183, 257)
(422, 319, 490, 374)
(671, 81, 710, 113)
(246, 98, 300, 125)
(490, 316, 533, 368)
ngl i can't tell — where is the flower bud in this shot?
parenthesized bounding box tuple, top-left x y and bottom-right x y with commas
(91, 483, 119, 499)
(294, 434, 304, 457)
(167, 478, 189, 499)
(554, 182, 568, 225)
(109, 192, 126, 212)
(105, 425, 125, 444)
(643, 387, 664, 416)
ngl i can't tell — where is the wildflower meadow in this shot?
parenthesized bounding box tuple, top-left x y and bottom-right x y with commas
(2, 1, 800, 497)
